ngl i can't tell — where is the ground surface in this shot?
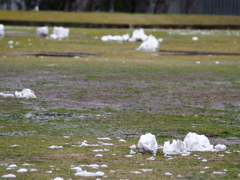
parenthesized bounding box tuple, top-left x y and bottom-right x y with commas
(0, 26, 239, 179)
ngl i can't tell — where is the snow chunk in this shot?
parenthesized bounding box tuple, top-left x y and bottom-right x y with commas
(138, 133, 158, 155)
(97, 137, 111, 140)
(192, 37, 198, 41)
(0, 92, 14, 98)
(213, 171, 226, 175)
(129, 28, 148, 42)
(15, 89, 36, 99)
(129, 144, 136, 149)
(184, 132, 214, 151)
(37, 26, 48, 38)
(0, 24, 4, 38)
(17, 168, 28, 173)
(2, 174, 16, 178)
(53, 177, 64, 180)
(215, 144, 226, 151)
(75, 169, 105, 177)
(49, 145, 63, 149)
(164, 172, 173, 176)
(52, 27, 69, 39)
(136, 35, 159, 52)
(79, 140, 99, 147)
(163, 139, 188, 155)
(101, 34, 129, 41)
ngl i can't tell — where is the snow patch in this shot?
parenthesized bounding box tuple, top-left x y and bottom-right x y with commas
(15, 89, 36, 99)
(136, 35, 159, 52)
(138, 133, 158, 155)
(37, 26, 48, 38)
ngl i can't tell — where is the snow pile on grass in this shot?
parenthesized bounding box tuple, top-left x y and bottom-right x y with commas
(37, 26, 48, 38)
(101, 34, 129, 41)
(163, 132, 226, 155)
(129, 28, 148, 42)
(0, 24, 4, 38)
(50, 27, 69, 39)
(138, 133, 158, 156)
(136, 35, 159, 52)
(15, 89, 37, 99)
(72, 167, 105, 177)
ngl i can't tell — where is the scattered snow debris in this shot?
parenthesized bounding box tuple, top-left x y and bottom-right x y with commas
(112, 153, 116, 156)
(109, 170, 115, 173)
(139, 169, 152, 172)
(48, 145, 63, 149)
(80, 164, 100, 169)
(125, 155, 134, 157)
(196, 61, 201, 64)
(223, 169, 228, 172)
(129, 28, 148, 42)
(9, 45, 13, 48)
(215, 144, 226, 151)
(158, 38, 163, 42)
(184, 132, 214, 152)
(22, 163, 32, 166)
(8, 40, 14, 45)
(192, 37, 199, 41)
(29, 168, 37, 172)
(101, 164, 108, 168)
(0, 92, 14, 98)
(17, 168, 28, 173)
(119, 139, 126, 142)
(204, 166, 210, 169)
(46, 171, 52, 173)
(53, 177, 64, 180)
(218, 154, 224, 157)
(1, 174, 16, 178)
(0, 24, 4, 38)
(10, 145, 20, 148)
(93, 149, 109, 152)
(101, 34, 129, 41)
(95, 154, 103, 157)
(202, 159, 208, 162)
(213, 171, 226, 175)
(98, 141, 114, 146)
(97, 137, 111, 140)
(163, 139, 187, 155)
(7, 164, 17, 169)
(164, 172, 173, 176)
(51, 27, 69, 39)
(136, 35, 159, 52)
(146, 156, 155, 161)
(130, 150, 136, 154)
(181, 153, 190, 156)
(215, 61, 220, 64)
(129, 144, 136, 149)
(198, 157, 202, 160)
(138, 133, 158, 155)
(200, 171, 205, 174)
(63, 136, 70, 138)
(15, 89, 36, 99)
(225, 151, 231, 154)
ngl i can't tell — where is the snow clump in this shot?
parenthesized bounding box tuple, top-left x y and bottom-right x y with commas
(101, 34, 129, 41)
(138, 133, 158, 155)
(37, 26, 48, 38)
(129, 28, 148, 42)
(136, 35, 159, 52)
(15, 89, 36, 99)
(0, 24, 4, 38)
(50, 27, 69, 39)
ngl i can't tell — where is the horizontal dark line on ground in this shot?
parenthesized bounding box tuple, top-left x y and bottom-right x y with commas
(1, 19, 240, 29)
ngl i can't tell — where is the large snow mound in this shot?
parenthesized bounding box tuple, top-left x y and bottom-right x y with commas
(15, 89, 37, 99)
(129, 28, 148, 42)
(138, 133, 158, 155)
(136, 35, 159, 52)
(0, 24, 4, 38)
(37, 26, 48, 38)
(163, 132, 227, 155)
(50, 27, 69, 39)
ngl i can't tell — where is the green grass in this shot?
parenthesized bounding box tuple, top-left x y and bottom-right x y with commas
(1, 10, 240, 25)
(0, 26, 239, 179)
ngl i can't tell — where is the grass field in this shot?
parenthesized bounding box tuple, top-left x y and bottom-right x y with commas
(0, 25, 239, 179)
(1, 10, 240, 25)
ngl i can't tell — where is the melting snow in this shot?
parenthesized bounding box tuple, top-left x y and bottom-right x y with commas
(0, 92, 14, 98)
(48, 145, 63, 149)
(129, 144, 136, 149)
(136, 35, 159, 52)
(213, 171, 226, 175)
(138, 133, 158, 155)
(15, 89, 36, 99)
(16, 168, 28, 173)
(129, 28, 148, 42)
(2, 174, 16, 178)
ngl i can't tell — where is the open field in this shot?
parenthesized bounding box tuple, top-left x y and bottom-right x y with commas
(0, 26, 240, 179)
(1, 10, 240, 25)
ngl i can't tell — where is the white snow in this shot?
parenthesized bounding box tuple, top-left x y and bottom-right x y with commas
(101, 34, 129, 41)
(92, 149, 109, 152)
(79, 140, 99, 147)
(129, 144, 136, 149)
(129, 28, 148, 42)
(119, 139, 126, 142)
(164, 172, 173, 176)
(0, 92, 14, 98)
(136, 35, 159, 52)
(95, 154, 103, 157)
(146, 156, 155, 161)
(0, 24, 4, 38)
(37, 26, 48, 38)
(15, 89, 36, 99)
(213, 171, 226, 175)
(192, 37, 199, 41)
(51, 27, 69, 39)
(163, 132, 226, 155)
(53, 177, 64, 180)
(1, 174, 16, 178)
(48, 145, 63, 149)
(7, 164, 17, 169)
(8, 40, 14, 45)
(97, 137, 111, 140)
(74, 167, 105, 177)
(138, 133, 158, 155)
(16, 168, 28, 173)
